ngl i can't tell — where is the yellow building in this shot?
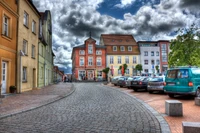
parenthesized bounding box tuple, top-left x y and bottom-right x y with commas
(0, 0, 18, 94)
(100, 34, 140, 78)
(17, 0, 40, 92)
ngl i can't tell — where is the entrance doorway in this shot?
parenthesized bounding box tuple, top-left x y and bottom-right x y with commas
(87, 70, 94, 80)
(1, 61, 7, 94)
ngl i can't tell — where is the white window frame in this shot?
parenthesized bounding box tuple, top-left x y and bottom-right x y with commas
(32, 20, 36, 33)
(118, 56, 121, 64)
(151, 51, 154, 56)
(128, 46, 132, 51)
(80, 57, 84, 66)
(22, 67, 27, 82)
(23, 39, 28, 55)
(126, 69, 129, 74)
(88, 44, 93, 54)
(113, 46, 117, 51)
(110, 56, 114, 64)
(156, 51, 159, 56)
(133, 56, 137, 64)
(24, 11, 29, 27)
(144, 60, 148, 65)
(88, 57, 93, 66)
(125, 56, 129, 64)
(96, 57, 102, 66)
(144, 51, 148, 56)
(3, 15, 9, 37)
(79, 50, 85, 55)
(96, 50, 102, 55)
(120, 46, 125, 51)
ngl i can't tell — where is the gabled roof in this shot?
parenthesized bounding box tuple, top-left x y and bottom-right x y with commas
(100, 34, 137, 45)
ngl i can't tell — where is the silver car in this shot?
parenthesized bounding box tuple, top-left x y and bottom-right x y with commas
(147, 76, 165, 93)
(111, 76, 122, 86)
(126, 76, 141, 89)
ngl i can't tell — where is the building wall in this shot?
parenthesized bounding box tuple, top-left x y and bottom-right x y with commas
(38, 41, 45, 88)
(0, 0, 18, 93)
(17, 0, 40, 92)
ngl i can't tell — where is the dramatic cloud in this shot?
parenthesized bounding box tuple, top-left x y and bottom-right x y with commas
(32, 0, 200, 73)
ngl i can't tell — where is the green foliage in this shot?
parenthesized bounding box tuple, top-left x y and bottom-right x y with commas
(169, 25, 200, 67)
(118, 64, 128, 72)
(102, 67, 110, 74)
(155, 65, 159, 73)
(135, 64, 143, 75)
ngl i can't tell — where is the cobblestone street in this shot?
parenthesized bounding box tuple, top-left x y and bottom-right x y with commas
(0, 83, 168, 133)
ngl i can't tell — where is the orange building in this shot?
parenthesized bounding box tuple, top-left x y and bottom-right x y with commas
(0, 0, 18, 94)
(71, 37, 106, 81)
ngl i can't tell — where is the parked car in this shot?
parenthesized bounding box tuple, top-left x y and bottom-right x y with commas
(117, 76, 129, 87)
(131, 77, 150, 91)
(147, 76, 165, 94)
(111, 76, 123, 86)
(163, 66, 200, 98)
(126, 76, 141, 89)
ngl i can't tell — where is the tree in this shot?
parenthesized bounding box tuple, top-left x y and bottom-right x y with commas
(155, 65, 159, 73)
(118, 64, 128, 76)
(169, 24, 200, 67)
(102, 67, 110, 81)
(135, 64, 143, 75)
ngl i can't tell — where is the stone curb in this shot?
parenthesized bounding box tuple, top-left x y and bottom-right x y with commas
(104, 84, 171, 133)
(0, 84, 76, 120)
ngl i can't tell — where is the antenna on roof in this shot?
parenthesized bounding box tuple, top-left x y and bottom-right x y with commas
(89, 31, 91, 38)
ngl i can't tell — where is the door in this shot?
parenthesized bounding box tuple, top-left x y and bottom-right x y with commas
(87, 71, 93, 80)
(1, 61, 7, 94)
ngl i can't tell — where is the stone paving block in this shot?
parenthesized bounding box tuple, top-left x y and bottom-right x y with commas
(182, 122, 200, 133)
(165, 100, 183, 116)
(195, 97, 200, 106)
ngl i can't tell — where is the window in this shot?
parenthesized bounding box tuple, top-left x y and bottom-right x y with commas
(88, 57, 93, 66)
(156, 60, 160, 65)
(151, 51, 154, 56)
(22, 67, 27, 82)
(32, 20, 36, 33)
(80, 57, 84, 66)
(120, 46, 125, 51)
(144, 60, 148, 65)
(133, 56, 137, 63)
(32, 45, 35, 58)
(128, 46, 132, 51)
(24, 11, 29, 27)
(3, 15, 9, 37)
(79, 50, 85, 55)
(144, 69, 148, 73)
(23, 39, 28, 55)
(88, 44, 93, 54)
(96, 50, 102, 55)
(126, 69, 129, 74)
(96, 57, 101, 66)
(156, 51, 159, 56)
(161, 44, 167, 62)
(125, 56, 129, 64)
(113, 46, 117, 51)
(118, 56, 121, 64)
(110, 56, 114, 64)
(144, 51, 148, 56)
(151, 60, 155, 65)
(118, 69, 121, 74)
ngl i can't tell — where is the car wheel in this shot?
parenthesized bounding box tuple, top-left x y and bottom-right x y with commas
(149, 91, 153, 94)
(133, 88, 138, 92)
(168, 94, 174, 98)
(195, 88, 200, 97)
(120, 86, 122, 88)
(114, 84, 117, 86)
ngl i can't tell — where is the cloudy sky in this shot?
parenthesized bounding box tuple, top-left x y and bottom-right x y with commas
(32, 0, 200, 74)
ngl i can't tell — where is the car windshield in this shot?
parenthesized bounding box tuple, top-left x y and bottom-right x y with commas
(149, 77, 163, 82)
(127, 77, 133, 80)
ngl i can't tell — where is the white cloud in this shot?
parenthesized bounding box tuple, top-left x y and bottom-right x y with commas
(115, 0, 136, 8)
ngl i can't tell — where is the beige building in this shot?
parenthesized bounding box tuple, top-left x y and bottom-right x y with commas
(17, 0, 40, 92)
(100, 34, 140, 78)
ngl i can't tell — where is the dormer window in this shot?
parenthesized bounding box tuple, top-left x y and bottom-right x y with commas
(128, 46, 132, 51)
(120, 46, 125, 51)
(113, 46, 117, 51)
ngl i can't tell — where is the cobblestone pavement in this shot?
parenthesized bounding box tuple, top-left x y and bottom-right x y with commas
(0, 83, 167, 133)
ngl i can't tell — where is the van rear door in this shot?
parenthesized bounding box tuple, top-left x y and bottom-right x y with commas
(175, 69, 190, 93)
(165, 69, 177, 92)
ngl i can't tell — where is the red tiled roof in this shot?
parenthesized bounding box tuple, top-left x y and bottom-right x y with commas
(101, 34, 137, 45)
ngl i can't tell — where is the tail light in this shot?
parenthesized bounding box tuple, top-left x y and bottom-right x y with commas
(164, 82, 166, 86)
(139, 82, 142, 85)
(188, 82, 193, 86)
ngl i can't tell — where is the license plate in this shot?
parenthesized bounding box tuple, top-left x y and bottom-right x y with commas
(168, 83, 175, 86)
(132, 82, 137, 85)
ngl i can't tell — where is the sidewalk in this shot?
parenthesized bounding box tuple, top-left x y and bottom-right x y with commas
(0, 82, 74, 119)
(106, 83, 200, 133)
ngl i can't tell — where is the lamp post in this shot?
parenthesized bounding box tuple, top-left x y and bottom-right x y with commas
(19, 50, 25, 93)
(132, 65, 134, 76)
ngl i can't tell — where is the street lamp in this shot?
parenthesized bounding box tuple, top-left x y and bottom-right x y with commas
(19, 50, 25, 93)
(132, 65, 134, 76)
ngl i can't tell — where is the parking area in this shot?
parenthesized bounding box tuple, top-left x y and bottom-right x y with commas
(107, 83, 200, 133)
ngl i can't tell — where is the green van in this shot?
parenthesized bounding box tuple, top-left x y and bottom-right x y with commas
(163, 66, 200, 98)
